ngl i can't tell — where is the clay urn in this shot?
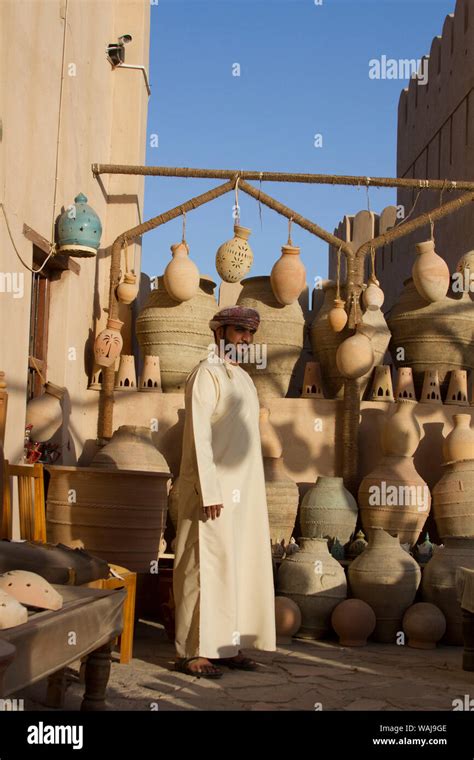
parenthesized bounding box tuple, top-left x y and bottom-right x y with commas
(335, 323, 375, 379)
(443, 414, 474, 463)
(91, 425, 170, 474)
(402, 602, 446, 649)
(299, 475, 358, 545)
(363, 276, 385, 311)
(117, 272, 139, 305)
(163, 241, 200, 302)
(275, 596, 302, 640)
(0, 589, 28, 629)
(381, 399, 421, 458)
(270, 243, 306, 305)
(328, 298, 348, 333)
(331, 598, 376, 646)
(216, 225, 253, 283)
(25, 382, 65, 442)
(412, 240, 450, 303)
(94, 317, 124, 368)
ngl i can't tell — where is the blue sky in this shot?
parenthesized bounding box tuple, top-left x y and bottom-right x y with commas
(142, 0, 456, 286)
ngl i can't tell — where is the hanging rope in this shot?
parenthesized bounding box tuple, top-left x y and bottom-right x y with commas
(287, 217, 293, 246)
(429, 215, 435, 242)
(0, 203, 54, 273)
(258, 171, 263, 229)
(370, 245, 376, 280)
(234, 175, 241, 224)
(181, 209, 187, 242)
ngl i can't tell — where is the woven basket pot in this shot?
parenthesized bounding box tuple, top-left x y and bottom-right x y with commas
(263, 457, 299, 556)
(433, 460, 474, 538)
(387, 278, 474, 394)
(236, 276, 305, 400)
(136, 276, 217, 392)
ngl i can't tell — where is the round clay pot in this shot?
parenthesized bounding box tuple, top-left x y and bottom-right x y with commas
(433, 459, 474, 538)
(412, 240, 450, 303)
(263, 457, 299, 556)
(270, 244, 306, 305)
(421, 537, 474, 644)
(443, 414, 474, 464)
(299, 476, 358, 545)
(363, 277, 385, 311)
(163, 242, 200, 302)
(347, 530, 368, 558)
(310, 281, 349, 398)
(216, 225, 253, 283)
(331, 598, 376, 646)
(25, 383, 65, 443)
(348, 528, 421, 643)
(91, 425, 170, 473)
(328, 298, 348, 333)
(117, 272, 139, 305)
(456, 249, 474, 275)
(402, 602, 446, 649)
(259, 408, 282, 458)
(94, 318, 124, 368)
(336, 323, 375, 379)
(275, 596, 302, 638)
(381, 399, 421, 457)
(277, 537, 347, 639)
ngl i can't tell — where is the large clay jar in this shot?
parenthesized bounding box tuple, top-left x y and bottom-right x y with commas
(381, 400, 421, 457)
(163, 242, 200, 302)
(25, 382, 65, 443)
(387, 277, 474, 394)
(91, 425, 170, 473)
(263, 457, 299, 555)
(216, 225, 253, 283)
(348, 528, 421, 643)
(336, 323, 375, 379)
(136, 275, 218, 392)
(422, 537, 474, 644)
(412, 240, 450, 303)
(270, 244, 306, 305)
(433, 460, 474, 538)
(94, 318, 124, 368)
(277, 537, 347, 639)
(310, 280, 349, 398)
(443, 414, 474, 463)
(237, 276, 305, 400)
(299, 476, 358, 545)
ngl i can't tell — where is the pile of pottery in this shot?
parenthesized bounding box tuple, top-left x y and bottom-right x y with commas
(422, 414, 474, 644)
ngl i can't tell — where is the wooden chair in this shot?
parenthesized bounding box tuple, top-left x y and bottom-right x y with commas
(1, 460, 136, 664)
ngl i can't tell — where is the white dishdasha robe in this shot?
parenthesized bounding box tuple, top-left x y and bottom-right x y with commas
(173, 355, 276, 659)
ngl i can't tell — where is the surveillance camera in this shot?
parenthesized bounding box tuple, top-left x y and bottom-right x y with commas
(118, 34, 132, 45)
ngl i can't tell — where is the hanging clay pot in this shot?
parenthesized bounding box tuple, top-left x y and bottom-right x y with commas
(443, 414, 474, 463)
(263, 457, 299, 556)
(336, 323, 375, 379)
(0, 588, 28, 629)
(310, 280, 349, 398)
(163, 242, 200, 302)
(91, 425, 170, 473)
(412, 240, 450, 303)
(381, 399, 421, 458)
(331, 598, 376, 646)
(25, 382, 65, 443)
(433, 459, 474, 537)
(277, 537, 347, 639)
(402, 602, 446, 649)
(275, 596, 302, 640)
(299, 476, 358, 545)
(259, 407, 282, 458)
(270, 244, 306, 305)
(363, 276, 385, 311)
(117, 272, 139, 305)
(57, 192, 102, 258)
(94, 318, 124, 368)
(348, 528, 421, 643)
(328, 298, 348, 333)
(216, 225, 253, 283)
(421, 537, 474, 644)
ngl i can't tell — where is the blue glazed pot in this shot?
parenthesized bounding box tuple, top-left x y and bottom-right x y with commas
(57, 193, 102, 257)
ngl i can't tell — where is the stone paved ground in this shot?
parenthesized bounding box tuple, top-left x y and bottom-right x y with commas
(20, 619, 474, 711)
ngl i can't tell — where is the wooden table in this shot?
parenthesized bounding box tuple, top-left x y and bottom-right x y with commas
(0, 584, 126, 711)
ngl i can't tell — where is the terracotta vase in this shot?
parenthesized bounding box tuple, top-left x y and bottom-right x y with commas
(412, 240, 450, 303)
(216, 225, 253, 283)
(139, 355, 162, 392)
(368, 365, 394, 402)
(117, 272, 139, 305)
(402, 602, 446, 649)
(336, 323, 375, 379)
(274, 596, 302, 639)
(237, 276, 305, 400)
(348, 528, 421, 642)
(310, 281, 349, 398)
(420, 370, 442, 404)
(91, 425, 170, 473)
(421, 537, 474, 644)
(433, 459, 474, 537)
(381, 399, 421, 457)
(163, 242, 200, 302)
(387, 277, 474, 394)
(358, 455, 431, 546)
(443, 414, 474, 463)
(328, 298, 348, 333)
(363, 276, 385, 311)
(136, 275, 218, 392)
(277, 537, 347, 639)
(259, 407, 282, 458)
(114, 355, 137, 390)
(25, 382, 65, 442)
(299, 476, 358, 545)
(270, 244, 306, 305)
(331, 598, 376, 646)
(394, 367, 417, 401)
(94, 317, 124, 368)
(445, 370, 469, 406)
(263, 457, 299, 556)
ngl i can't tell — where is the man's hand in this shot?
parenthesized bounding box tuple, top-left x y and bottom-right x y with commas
(202, 504, 224, 520)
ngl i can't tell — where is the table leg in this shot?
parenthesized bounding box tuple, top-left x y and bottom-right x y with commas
(80, 642, 112, 711)
(462, 609, 474, 672)
(46, 668, 67, 708)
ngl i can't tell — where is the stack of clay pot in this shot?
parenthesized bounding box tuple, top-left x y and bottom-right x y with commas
(259, 408, 299, 556)
(299, 475, 358, 547)
(236, 276, 305, 400)
(358, 399, 431, 545)
(422, 413, 474, 644)
(348, 527, 421, 642)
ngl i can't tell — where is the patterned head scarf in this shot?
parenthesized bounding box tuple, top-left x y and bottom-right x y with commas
(209, 306, 260, 332)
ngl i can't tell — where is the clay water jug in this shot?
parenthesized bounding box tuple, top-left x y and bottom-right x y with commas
(117, 272, 139, 305)
(299, 476, 358, 545)
(412, 240, 450, 302)
(328, 298, 348, 333)
(216, 225, 253, 283)
(335, 323, 375, 379)
(270, 244, 306, 305)
(348, 528, 421, 642)
(363, 276, 385, 311)
(443, 414, 474, 463)
(94, 318, 124, 368)
(163, 242, 200, 302)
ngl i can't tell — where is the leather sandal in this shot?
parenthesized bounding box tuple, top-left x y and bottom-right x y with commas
(211, 652, 259, 671)
(175, 657, 223, 679)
